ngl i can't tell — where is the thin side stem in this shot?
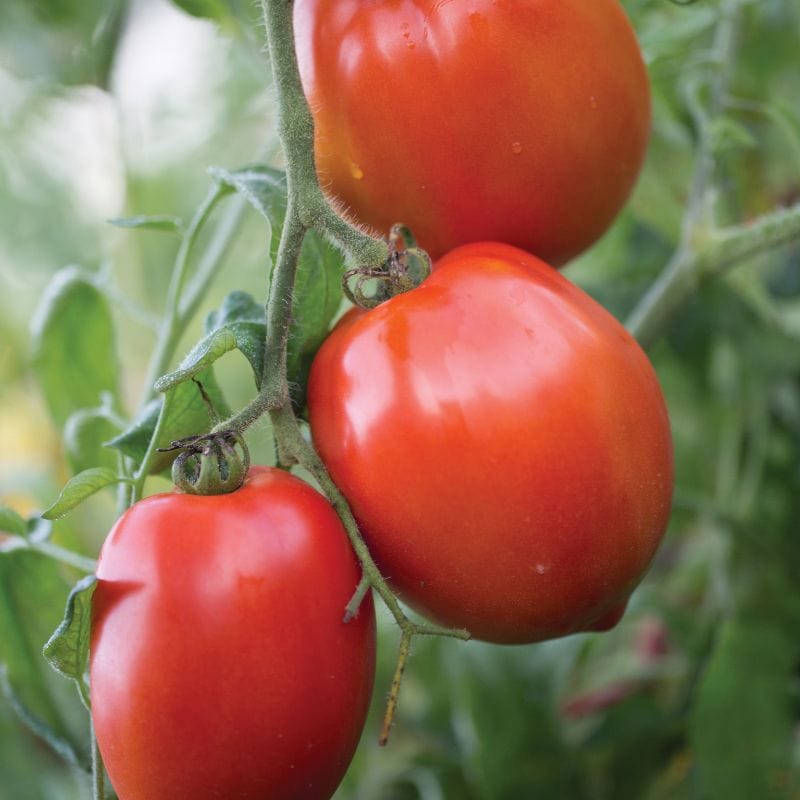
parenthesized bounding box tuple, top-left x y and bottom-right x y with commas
(380, 629, 413, 746)
(627, 201, 800, 349)
(625, 0, 800, 348)
(91, 720, 105, 800)
(140, 184, 229, 404)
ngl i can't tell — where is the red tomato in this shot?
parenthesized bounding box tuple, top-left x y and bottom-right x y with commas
(90, 466, 376, 800)
(307, 243, 673, 644)
(294, 0, 651, 266)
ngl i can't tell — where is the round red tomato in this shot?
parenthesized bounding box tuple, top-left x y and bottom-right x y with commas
(90, 466, 376, 800)
(307, 243, 673, 644)
(293, 0, 651, 266)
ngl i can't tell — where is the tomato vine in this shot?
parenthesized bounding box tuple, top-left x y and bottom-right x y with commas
(2, 0, 800, 797)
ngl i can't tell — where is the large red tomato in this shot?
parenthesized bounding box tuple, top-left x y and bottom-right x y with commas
(307, 243, 673, 644)
(90, 466, 376, 800)
(293, 0, 651, 266)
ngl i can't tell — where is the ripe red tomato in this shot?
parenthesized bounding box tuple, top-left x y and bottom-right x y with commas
(294, 0, 651, 266)
(307, 243, 673, 644)
(90, 466, 376, 800)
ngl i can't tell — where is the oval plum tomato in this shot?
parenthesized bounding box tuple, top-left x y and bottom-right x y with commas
(307, 243, 673, 644)
(90, 466, 376, 800)
(293, 0, 651, 266)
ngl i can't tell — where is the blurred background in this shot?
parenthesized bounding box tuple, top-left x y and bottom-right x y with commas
(1, 0, 799, 798)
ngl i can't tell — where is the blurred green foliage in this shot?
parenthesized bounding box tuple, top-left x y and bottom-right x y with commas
(1, 0, 799, 798)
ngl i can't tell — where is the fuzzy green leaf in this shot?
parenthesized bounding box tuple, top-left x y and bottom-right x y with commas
(42, 575, 96, 702)
(211, 167, 344, 408)
(157, 291, 266, 392)
(107, 369, 230, 474)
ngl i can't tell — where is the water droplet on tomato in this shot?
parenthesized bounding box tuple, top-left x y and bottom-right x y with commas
(349, 162, 364, 180)
(589, 96, 598, 109)
(511, 141, 523, 155)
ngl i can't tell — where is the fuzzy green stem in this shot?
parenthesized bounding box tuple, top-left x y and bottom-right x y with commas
(627, 202, 800, 348)
(259, 0, 388, 269)
(205, 0, 468, 747)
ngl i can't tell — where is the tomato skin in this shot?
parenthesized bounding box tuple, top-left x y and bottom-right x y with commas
(307, 243, 673, 644)
(294, 0, 651, 266)
(90, 466, 376, 800)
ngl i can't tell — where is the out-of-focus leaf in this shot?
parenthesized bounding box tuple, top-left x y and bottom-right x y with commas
(691, 618, 796, 800)
(0, 548, 90, 769)
(108, 215, 183, 234)
(30, 267, 119, 428)
(42, 468, 122, 521)
(0, 670, 86, 770)
(63, 405, 121, 475)
(0, 507, 27, 537)
(170, 0, 229, 22)
(0, 0, 124, 86)
(108, 368, 230, 474)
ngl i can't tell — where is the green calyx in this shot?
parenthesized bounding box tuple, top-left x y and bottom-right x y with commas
(163, 431, 250, 495)
(343, 223, 432, 309)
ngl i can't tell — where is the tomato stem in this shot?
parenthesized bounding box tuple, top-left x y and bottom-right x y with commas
(379, 628, 413, 747)
(344, 575, 372, 623)
(204, 0, 471, 747)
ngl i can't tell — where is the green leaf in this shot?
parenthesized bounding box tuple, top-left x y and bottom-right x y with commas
(157, 291, 266, 391)
(210, 167, 344, 407)
(42, 468, 122, 520)
(108, 214, 183, 234)
(169, 0, 229, 22)
(63, 405, 121, 475)
(204, 289, 265, 330)
(690, 618, 796, 800)
(43, 575, 96, 706)
(0, 549, 90, 769)
(107, 368, 230, 474)
(0, 668, 87, 769)
(289, 224, 345, 411)
(209, 166, 288, 232)
(30, 266, 120, 428)
(0, 507, 27, 537)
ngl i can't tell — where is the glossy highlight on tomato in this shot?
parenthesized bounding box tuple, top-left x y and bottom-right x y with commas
(308, 243, 673, 644)
(294, 0, 651, 266)
(90, 466, 376, 800)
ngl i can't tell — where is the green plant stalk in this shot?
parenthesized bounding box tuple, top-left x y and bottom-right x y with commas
(626, 0, 800, 348)
(246, 0, 469, 741)
(2, 537, 97, 574)
(140, 183, 234, 406)
(91, 721, 105, 800)
(627, 202, 800, 348)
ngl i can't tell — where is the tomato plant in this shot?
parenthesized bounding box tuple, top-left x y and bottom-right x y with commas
(90, 466, 376, 800)
(308, 243, 673, 644)
(293, 0, 651, 266)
